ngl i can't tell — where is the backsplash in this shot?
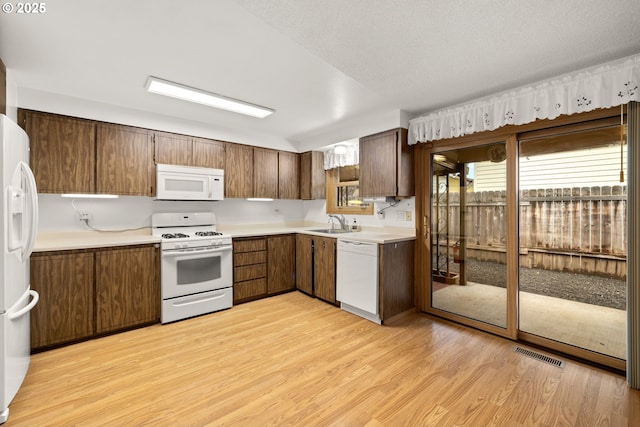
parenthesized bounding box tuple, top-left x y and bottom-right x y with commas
(303, 198, 416, 229)
(37, 195, 415, 232)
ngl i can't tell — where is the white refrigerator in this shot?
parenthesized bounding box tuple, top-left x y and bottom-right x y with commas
(0, 114, 39, 424)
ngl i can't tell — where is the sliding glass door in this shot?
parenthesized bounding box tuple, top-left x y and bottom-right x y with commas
(430, 142, 510, 330)
(423, 115, 627, 368)
(518, 124, 627, 362)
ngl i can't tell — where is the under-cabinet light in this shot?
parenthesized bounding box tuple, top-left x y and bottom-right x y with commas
(246, 198, 274, 202)
(145, 76, 275, 118)
(61, 194, 119, 199)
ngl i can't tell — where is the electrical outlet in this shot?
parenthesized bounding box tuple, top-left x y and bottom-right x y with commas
(405, 210, 412, 221)
(78, 212, 90, 221)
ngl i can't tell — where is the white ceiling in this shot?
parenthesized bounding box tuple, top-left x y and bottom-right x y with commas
(1, 0, 640, 150)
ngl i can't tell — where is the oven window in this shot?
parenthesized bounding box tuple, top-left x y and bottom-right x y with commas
(177, 256, 221, 285)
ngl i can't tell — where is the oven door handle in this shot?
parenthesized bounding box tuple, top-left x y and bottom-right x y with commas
(162, 246, 232, 257)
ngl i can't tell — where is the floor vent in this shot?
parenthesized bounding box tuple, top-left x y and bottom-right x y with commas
(514, 346, 565, 368)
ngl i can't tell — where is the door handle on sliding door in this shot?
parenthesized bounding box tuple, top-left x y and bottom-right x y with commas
(423, 215, 430, 239)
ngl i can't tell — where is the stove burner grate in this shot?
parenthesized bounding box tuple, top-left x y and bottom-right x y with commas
(195, 231, 223, 237)
(161, 232, 190, 239)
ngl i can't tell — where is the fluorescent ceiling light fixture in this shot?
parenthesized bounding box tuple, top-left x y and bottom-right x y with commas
(61, 194, 119, 199)
(145, 76, 275, 118)
(246, 198, 274, 202)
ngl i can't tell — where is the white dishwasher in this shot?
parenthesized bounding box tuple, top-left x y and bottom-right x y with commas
(336, 240, 380, 324)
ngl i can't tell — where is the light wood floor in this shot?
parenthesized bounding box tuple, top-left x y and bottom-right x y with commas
(7, 292, 639, 426)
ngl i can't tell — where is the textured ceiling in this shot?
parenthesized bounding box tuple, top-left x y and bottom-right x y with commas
(236, 0, 640, 113)
(1, 0, 639, 148)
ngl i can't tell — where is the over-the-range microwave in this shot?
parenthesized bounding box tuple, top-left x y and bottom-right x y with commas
(156, 164, 224, 201)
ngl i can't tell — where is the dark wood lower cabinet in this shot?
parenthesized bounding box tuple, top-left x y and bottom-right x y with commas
(29, 233, 413, 353)
(267, 234, 296, 295)
(95, 246, 160, 334)
(295, 234, 337, 304)
(295, 234, 313, 295)
(29, 244, 160, 351)
(313, 236, 336, 304)
(233, 237, 268, 304)
(234, 235, 297, 303)
(294, 234, 415, 317)
(379, 240, 415, 321)
(30, 251, 95, 349)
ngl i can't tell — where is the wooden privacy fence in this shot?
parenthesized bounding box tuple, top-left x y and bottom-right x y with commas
(433, 185, 627, 279)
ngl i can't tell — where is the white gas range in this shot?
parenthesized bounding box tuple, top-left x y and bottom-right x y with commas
(152, 212, 233, 323)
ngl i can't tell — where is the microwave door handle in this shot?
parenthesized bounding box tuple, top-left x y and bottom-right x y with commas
(208, 176, 213, 198)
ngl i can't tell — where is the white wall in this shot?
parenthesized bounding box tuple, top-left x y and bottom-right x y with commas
(296, 109, 413, 151)
(303, 198, 416, 229)
(37, 195, 305, 232)
(5, 68, 18, 122)
(38, 195, 415, 232)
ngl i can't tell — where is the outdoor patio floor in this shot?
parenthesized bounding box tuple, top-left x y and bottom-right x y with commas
(432, 282, 626, 360)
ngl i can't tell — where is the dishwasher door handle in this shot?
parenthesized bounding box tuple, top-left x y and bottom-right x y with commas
(341, 240, 373, 246)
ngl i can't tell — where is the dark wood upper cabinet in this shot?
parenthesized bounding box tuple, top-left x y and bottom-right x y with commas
(21, 110, 96, 193)
(155, 132, 226, 170)
(192, 137, 225, 169)
(278, 151, 300, 199)
(0, 57, 6, 115)
(154, 131, 192, 166)
(96, 123, 154, 196)
(359, 128, 414, 198)
(253, 147, 278, 199)
(300, 151, 325, 200)
(19, 108, 320, 200)
(225, 143, 254, 198)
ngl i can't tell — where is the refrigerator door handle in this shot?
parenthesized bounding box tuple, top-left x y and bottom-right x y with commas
(20, 161, 39, 260)
(8, 290, 39, 321)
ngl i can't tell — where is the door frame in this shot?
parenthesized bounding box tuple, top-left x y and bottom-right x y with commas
(414, 107, 627, 370)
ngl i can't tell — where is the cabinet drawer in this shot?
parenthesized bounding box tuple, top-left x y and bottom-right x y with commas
(234, 278, 267, 303)
(234, 238, 266, 253)
(234, 251, 267, 267)
(234, 264, 267, 282)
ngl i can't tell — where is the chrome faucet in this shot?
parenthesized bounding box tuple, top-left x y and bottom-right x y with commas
(328, 214, 348, 231)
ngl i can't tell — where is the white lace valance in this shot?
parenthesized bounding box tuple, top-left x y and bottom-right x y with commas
(323, 141, 359, 170)
(409, 53, 640, 144)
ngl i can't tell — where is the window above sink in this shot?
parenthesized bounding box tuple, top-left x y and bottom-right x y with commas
(326, 164, 373, 216)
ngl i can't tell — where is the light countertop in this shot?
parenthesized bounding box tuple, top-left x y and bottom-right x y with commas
(34, 228, 161, 252)
(34, 223, 416, 252)
(220, 223, 416, 244)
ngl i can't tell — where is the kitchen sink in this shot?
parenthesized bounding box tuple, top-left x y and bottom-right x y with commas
(307, 228, 352, 234)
